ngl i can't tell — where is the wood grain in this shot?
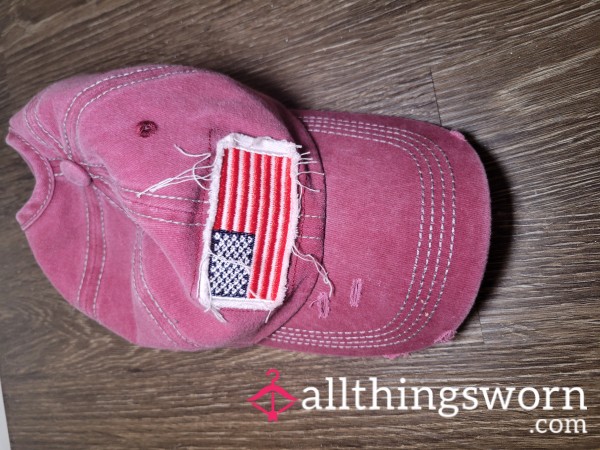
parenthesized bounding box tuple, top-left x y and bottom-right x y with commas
(0, 0, 598, 448)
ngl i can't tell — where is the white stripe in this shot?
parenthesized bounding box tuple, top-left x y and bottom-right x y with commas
(268, 158, 289, 299)
(233, 149, 245, 231)
(244, 152, 257, 233)
(257, 156, 278, 298)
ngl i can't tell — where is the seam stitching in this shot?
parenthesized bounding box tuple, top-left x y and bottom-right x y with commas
(131, 228, 178, 347)
(90, 173, 209, 204)
(303, 122, 441, 343)
(33, 94, 65, 153)
(62, 65, 170, 159)
(277, 119, 428, 341)
(91, 189, 106, 318)
(270, 116, 457, 348)
(93, 185, 203, 226)
(138, 231, 200, 348)
(277, 123, 435, 344)
(24, 98, 57, 155)
(13, 134, 54, 230)
(72, 69, 198, 161)
(272, 120, 455, 348)
(76, 192, 90, 309)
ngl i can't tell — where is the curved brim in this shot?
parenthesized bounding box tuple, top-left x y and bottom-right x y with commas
(262, 110, 491, 357)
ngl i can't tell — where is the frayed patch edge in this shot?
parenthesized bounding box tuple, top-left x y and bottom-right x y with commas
(196, 133, 300, 314)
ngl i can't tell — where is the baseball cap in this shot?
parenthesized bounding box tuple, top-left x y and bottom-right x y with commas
(6, 64, 490, 357)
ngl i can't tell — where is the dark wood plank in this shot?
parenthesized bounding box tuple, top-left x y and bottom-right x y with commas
(0, 0, 598, 448)
(433, 16, 600, 345)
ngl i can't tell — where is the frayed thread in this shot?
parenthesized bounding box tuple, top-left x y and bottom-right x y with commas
(291, 245, 334, 297)
(349, 278, 362, 307)
(197, 253, 227, 323)
(296, 152, 322, 193)
(310, 291, 330, 319)
(434, 329, 456, 344)
(137, 146, 212, 198)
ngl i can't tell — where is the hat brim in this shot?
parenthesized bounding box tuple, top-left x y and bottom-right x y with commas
(261, 109, 491, 357)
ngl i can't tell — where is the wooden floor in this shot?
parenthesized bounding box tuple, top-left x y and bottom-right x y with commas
(0, 1, 599, 448)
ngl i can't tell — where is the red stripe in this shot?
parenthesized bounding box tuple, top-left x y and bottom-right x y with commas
(259, 156, 283, 299)
(213, 149, 229, 229)
(248, 155, 271, 298)
(236, 150, 251, 232)
(224, 148, 239, 231)
(248, 153, 261, 234)
(271, 158, 292, 299)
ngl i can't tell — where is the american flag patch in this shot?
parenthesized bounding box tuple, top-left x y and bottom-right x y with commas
(198, 133, 300, 311)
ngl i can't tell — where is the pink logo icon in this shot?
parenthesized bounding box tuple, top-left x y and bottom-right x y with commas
(247, 369, 298, 422)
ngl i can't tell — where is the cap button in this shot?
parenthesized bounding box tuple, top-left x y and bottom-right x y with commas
(60, 160, 92, 186)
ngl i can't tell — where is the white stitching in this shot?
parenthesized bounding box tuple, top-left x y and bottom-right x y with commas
(279, 124, 436, 343)
(93, 177, 207, 221)
(33, 95, 65, 152)
(300, 122, 442, 343)
(121, 186, 208, 203)
(24, 99, 54, 151)
(299, 235, 323, 240)
(131, 229, 178, 346)
(273, 119, 456, 347)
(138, 231, 201, 348)
(278, 122, 429, 339)
(76, 192, 90, 309)
(72, 69, 198, 160)
(276, 121, 448, 345)
(62, 65, 170, 159)
(93, 185, 204, 226)
(271, 117, 457, 347)
(92, 174, 209, 219)
(120, 195, 206, 216)
(91, 189, 106, 318)
(90, 173, 208, 204)
(12, 134, 54, 230)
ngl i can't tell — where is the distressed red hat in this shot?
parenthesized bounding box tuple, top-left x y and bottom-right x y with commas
(6, 65, 490, 357)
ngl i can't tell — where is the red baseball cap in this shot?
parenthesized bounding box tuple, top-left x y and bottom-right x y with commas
(6, 65, 490, 357)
